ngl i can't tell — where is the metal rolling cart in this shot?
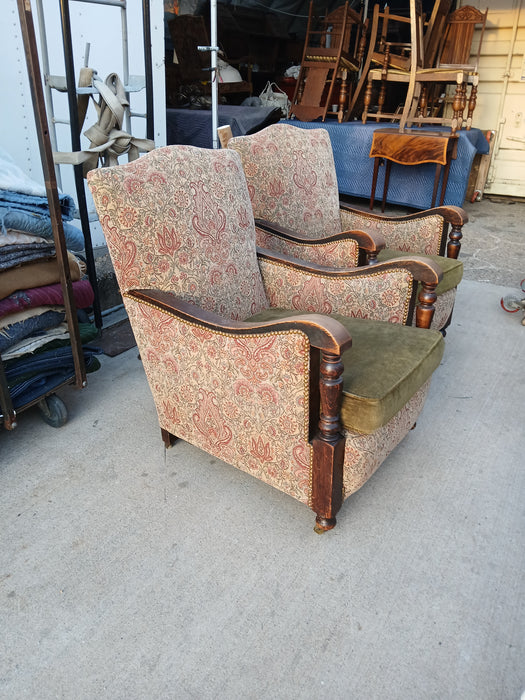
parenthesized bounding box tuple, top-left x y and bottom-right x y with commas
(1, 1, 87, 431)
(1, 0, 154, 430)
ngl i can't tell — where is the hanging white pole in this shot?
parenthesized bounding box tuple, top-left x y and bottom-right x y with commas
(198, 0, 219, 149)
(210, 0, 218, 149)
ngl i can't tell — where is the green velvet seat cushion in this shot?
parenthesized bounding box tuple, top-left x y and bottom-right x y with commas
(248, 309, 445, 434)
(377, 249, 463, 295)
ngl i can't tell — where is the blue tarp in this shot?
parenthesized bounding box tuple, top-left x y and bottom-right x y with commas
(283, 120, 490, 209)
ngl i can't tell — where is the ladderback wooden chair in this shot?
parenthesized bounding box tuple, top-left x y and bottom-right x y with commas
(361, 0, 427, 125)
(347, 0, 453, 121)
(415, 5, 488, 128)
(289, 1, 364, 123)
(87, 144, 445, 531)
(394, 0, 486, 133)
(360, 0, 484, 133)
(345, 3, 384, 121)
(225, 122, 465, 333)
(437, 5, 488, 69)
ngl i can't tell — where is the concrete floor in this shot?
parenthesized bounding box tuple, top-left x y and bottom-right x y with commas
(1, 197, 524, 699)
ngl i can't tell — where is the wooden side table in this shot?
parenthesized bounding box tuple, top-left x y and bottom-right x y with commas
(369, 128, 459, 211)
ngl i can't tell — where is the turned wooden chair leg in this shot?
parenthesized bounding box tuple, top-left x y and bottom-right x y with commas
(459, 81, 467, 128)
(451, 78, 463, 135)
(447, 222, 463, 259)
(416, 282, 438, 329)
(161, 428, 178, 448)
(311, 350, 346, 533)
(377, 80, 387, 121)
(418, 84, 428, 119)
(363, 76, 373, 123)
(466, 78, 478, 130)
(338, 69, 348, 123)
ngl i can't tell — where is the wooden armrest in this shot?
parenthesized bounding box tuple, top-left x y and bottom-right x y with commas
(340, 229, 386, 254)
(419, 206, 468, 227)
(384, 255, 442, 286)
(339, 201, 468, 227)
(126, 289, 352, 355)
(257, 247, 442, 287)
(255, 219, 386, 254)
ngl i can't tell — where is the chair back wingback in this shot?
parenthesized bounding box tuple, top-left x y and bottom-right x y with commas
(227, 124, 343, 238)
(87, 145, 269, 320)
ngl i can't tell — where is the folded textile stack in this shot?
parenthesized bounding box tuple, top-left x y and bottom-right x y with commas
(0, 244, 102, 410)
(0, 147, 85, 252)
(0, 149, 100, 414)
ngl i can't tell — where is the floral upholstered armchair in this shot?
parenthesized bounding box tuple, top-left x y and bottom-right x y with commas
(87, 144, 445, 531)
(225, 123, 466, 333)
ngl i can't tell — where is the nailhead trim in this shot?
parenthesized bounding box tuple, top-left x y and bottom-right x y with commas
(125, 292, 316, 501)
(256, 227, 360, 264)
(259, 259, 413, 325)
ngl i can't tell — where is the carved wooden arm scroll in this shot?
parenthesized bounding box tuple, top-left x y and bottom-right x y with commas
(255, 218, 386, 263)
(427, 205, 467, 259)
(126, 289, 353, 356)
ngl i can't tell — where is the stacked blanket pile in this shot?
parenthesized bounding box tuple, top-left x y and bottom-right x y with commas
(0, 149, 100, 411)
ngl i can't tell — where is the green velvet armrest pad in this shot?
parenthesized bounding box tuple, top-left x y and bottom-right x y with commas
(377, 249, 463, 295)
(248, 309, 445, 434)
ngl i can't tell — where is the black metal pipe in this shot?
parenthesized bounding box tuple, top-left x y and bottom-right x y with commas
(142, 0, 154, 141)
(59, 0, 103, 330)
(0, 356, 17, 430)
(16, 0, 87, 389)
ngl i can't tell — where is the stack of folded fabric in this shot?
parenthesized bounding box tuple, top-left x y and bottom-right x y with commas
(0, 147, 85, 252)
(0, 149, 100, 412)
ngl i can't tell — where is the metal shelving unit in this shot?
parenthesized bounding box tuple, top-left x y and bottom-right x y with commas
(1, 0, 88, 430)
(34, 0, 155, 330)
(1, 0, 154, 430)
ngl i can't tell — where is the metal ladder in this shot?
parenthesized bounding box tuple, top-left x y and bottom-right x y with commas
(3, 0, 90, 431)
(32, 0, 154, 329)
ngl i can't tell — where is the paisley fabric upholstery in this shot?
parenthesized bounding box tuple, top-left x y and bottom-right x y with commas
(87, 145, 269, 321)
(228, 125, 343, 238)
(342, 381, 430, 498)
(412, 288, 457, 330)
(128, 296, 436, 506)
(255, 226, 359, 267)
(125, 297, 314, 505)
(228, 123, 447, 257)
(87, 142, 442, 525)
(340, 208, 446, 256)
(248, 308, 444, 434)
(376, 249, 463, 295)
(258, 257, 414, 325)
(228, 124, 463, 332)
(376, 249, 462, 329)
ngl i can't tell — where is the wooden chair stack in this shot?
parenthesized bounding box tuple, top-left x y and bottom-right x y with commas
(289, 1, 366, 123)
(351, 0, 487, 134)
